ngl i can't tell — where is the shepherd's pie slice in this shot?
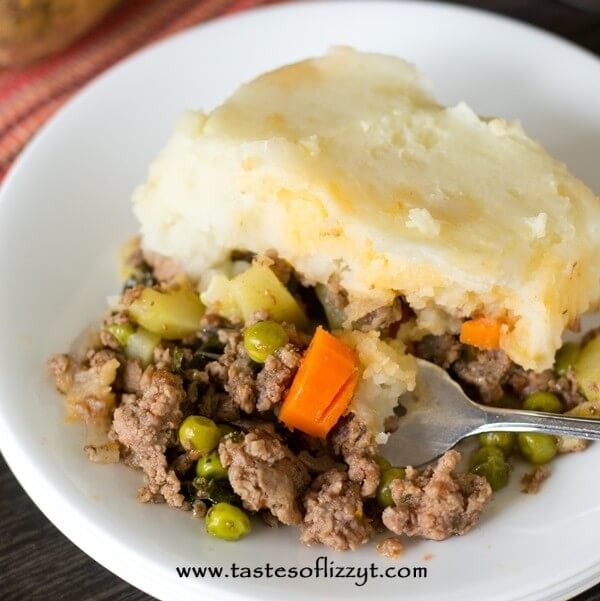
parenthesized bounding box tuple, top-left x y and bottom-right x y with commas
(133, 47, 600, 371)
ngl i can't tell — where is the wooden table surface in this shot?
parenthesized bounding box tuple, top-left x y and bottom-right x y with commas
(2, 1, 600, 600)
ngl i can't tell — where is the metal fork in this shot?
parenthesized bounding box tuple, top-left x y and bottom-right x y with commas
(382, 358, 600, 467)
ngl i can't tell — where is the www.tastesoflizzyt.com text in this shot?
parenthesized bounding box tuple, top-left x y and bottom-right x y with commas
(176, 556, 428, 587)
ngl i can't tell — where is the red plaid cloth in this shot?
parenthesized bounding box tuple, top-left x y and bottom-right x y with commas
(0, 0, 278, 181)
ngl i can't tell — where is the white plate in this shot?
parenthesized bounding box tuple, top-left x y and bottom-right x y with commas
(1, 2, 600, 600)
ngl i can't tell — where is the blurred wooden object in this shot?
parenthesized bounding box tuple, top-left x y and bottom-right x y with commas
(0, 0, 121, 68)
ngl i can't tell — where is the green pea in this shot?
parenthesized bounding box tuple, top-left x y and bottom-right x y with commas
(243, 321, 289, 363)
(374, 455, 392, 471)
(205, 502, 252, 541)
(376, 467, 406, 508)
(523, 392, 563, 414)
(469, 445, 510, 491)
(196, 451, 228, 481)
(478, 432, 516, 456)
(178, 415, 221, 453)
(471, 457, 509, 491)
(554, 342, 580, 377)
(517, 432, 557, 465)
(469, 445, 505, 470)
(107, 322, 135, 347)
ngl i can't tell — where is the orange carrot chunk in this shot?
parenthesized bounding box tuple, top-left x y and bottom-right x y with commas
(279, 326, 359, 438)
(460, 317, 502, 350)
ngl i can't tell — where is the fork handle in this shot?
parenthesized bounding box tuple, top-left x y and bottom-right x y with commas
(473, 405, 600, 440)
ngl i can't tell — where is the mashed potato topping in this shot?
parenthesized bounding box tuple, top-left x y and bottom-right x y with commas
(336, 331, 416, 443)
(134, 47, 600, 371)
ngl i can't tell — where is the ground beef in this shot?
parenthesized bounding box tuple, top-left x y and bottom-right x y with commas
(110, 368, 185, 507)
(105, 311, 130, 326)
(205, 331, 257, 413)
(521, 466, 549, 494)
(260, 510, 282, 528)
(330, 413, 376, 457)
(415, 334, 586, 409)
(297, 450, 342, 473)
(245, 309, 271, 327)
(170, 449, 201, 476)
(415, 335, 513, 404)
(197, 386, 241, 422)
(323, 274, 348, 311)
(382, 451, 492, 541)
(219, 429, 310, 525)
(121, 285, 143, 306)
(142, 248, 182, 282)
(329, 413, 380, 497)
(47, 353, 75, 393)
(227, 358, 256, 413)
(192, 500, 208, 519)
(508, 367, 585, 410)
(300, 469, 372, 551)
(282, 323, 313, 349)
(153, 345, 175, 371)
(354, 297, 404, 332)
(184, 376, 202, 405)
(99, 329, 119, 350)
(121, 359, 144, 394)
(255, 344, 302, 412)
(253, 251, 294, 285)
(376, 537, 404, 559)
(415, 334, 463, 370)
(87, 348, 118, 368)
(347, 455, 380, 498)
(203, 324, 303, 415)
(100, 312, 130, 349)
(232, 418, 279, 436)
(414, 334, 511, 403)
(452, 349, 512, 404)
(197, 312, 231, 340)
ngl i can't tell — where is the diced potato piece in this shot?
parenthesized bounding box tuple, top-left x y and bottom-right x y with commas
(556, 436, 589, 454)
(566, 398, 600, 418)
(200, 273, 243, 323)
(125, 327, 161, 365)
(574, 336, 600, 402)
(84, 415, 120, 464)
(200, 263, 307, 326)
(163, 273, 196, 294)
(65, 358, 119, 422)
(129, 288, 204, 339)
(231, 264, 308, 326)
